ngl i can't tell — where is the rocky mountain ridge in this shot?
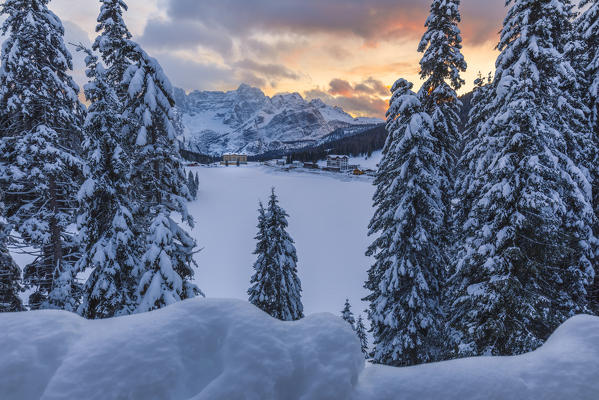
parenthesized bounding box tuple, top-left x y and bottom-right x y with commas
(174, 84, 382, 156)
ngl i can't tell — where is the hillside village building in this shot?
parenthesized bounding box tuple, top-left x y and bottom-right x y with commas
(326, 155, 349, 171)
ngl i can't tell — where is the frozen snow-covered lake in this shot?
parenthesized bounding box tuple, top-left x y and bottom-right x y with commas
(187, 163, 376, 316)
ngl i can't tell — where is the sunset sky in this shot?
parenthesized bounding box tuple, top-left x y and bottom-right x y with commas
(47, 0, 508, 118)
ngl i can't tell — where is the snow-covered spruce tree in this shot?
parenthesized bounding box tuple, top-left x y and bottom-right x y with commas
(187, 170, 198, 200)
(0, 0, 84, 311)
(417, 0, 466, 194)
(450, 0, 596, 357)
(122, 43, 201, 312)
(453, 72, 495, 263)
(93, 0, 133, 99)
(248, 202, 270, 308)
(341, 299, 356, 329)
(577, 0, 599, 312)
(0, 200, 24, 312)
(364, 79, 445, 367)
(415, 1, 467, 336)
(75, 46, 139, 319)
(264, 188, 303, 321)
(553, 1, 598, 198)
(578, 0, 599, 131)
(248, 189, 303, 321)
(461, 72, 493, 148)
(355, 315, 369, 358)
(187, 171, 193, 198)
(136, 208, 200, 312)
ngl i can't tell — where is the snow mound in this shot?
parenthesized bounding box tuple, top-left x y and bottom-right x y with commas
(1, 301, 598, 400)
(0, 299, 364, 400)
(355, 314, 599, 400)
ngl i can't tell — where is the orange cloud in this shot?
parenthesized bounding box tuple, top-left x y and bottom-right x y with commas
(52, 0, 505, 118)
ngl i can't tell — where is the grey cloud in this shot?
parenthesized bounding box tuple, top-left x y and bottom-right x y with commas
(304, 89, 331, 100)
(150, 53, 300, 93)
(138, 19, 302, 90)
(140, 18, 307, 62)
(237, 71, 268, 89)
(329, 78, 389, 98)
(165, 0, 417, 40)
(307, 80, 388, 118)
(333, 95, 387, 118)
(324, 45, 353, 60)
(353, 83, 376, 95)
(328, 79, 354, 96)
(233, 59, 300, 81)
(140, 18, 234, 57)
(163, 0, 507, 45)
(242, 38, 303, 59)
(153, 53, 237, 91)
(459, 1, 505, 45)
(134, 0, 506, 96)
(355, 78, 389, 96)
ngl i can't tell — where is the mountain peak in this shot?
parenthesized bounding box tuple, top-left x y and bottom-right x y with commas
(175, 83, 382, 156)
(234, 84, 266, 99)
(309, 98, 327, 108)
(271, 92, 305, 108)
(237, 83, 258, 92)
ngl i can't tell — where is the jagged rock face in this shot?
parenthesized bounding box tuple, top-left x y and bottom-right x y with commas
(175, 84, 381, 156)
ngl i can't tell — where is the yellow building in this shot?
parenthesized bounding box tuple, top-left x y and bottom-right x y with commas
(221, 154, 248, 165)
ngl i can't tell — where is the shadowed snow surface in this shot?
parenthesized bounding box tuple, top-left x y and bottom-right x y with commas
(356, 314, 599, 400)
(0, 299, 598, 400)
(0, 299, 363, 400)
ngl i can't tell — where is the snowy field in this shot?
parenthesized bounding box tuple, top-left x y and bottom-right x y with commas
(187, 163, 376, 316)
(9, 161, 379, 315)
(2, 298, 598, 400)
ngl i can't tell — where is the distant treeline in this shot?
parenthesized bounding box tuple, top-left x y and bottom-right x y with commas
(180, 148, 218, 164)
(285, 124, 387, 163)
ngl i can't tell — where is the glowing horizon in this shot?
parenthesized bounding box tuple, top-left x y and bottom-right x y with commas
(48, 0, 505, 118)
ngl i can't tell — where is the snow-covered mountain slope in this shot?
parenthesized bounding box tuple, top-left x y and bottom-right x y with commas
(174, 84, 382, 156)
(1, 299, 597, 400)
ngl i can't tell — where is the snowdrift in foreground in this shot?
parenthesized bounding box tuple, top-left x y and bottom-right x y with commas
(1, 299, 598, 400)
(357, 314, 599, 400)
(0, 299, 363, 400)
